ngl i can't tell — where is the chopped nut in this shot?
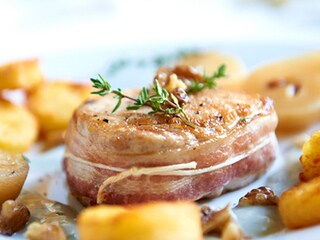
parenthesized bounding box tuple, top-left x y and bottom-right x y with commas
(24, 222, 66, 240)
(201, 205, 245, 240)
(165, 74, 188, 92)
(154, 65, 205, 92)
(201, 205, 228, 234)
(0, 200, 30, 236)
(172, 65, 204, 82)
(172, 87, 190, 105)
(238, 186, 279, 207)
(154, 67, 172, 87)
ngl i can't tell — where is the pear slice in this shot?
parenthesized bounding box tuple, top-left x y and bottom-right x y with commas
(244, 52, 320, 132)
(0, 151, 29, 204)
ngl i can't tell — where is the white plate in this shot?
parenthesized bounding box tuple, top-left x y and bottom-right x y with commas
(4, 42, 320, 240)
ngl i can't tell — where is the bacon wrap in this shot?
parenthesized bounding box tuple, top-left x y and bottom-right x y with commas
(64, 89, 278, 206)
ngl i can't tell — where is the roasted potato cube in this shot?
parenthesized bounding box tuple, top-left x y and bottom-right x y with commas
(78, 202, 203, 240)
(243, 52, 320, 132)
(24, 222, 66, 240)
(0, 99, 38, 152)
(0, 59, 43, 90)
(300, 130, 320, 181)
(177, 52, 246, 90)
(40, 129, 65, 150)
(0, 151, 29, 204)
(27, 81, 92, 133)
(279, 176, 320, 229)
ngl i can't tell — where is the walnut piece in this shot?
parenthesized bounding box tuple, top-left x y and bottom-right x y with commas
(24, 222, 66, 240)
(166, 74, 188, 92)
(238, 186, 279, 207)
(154, 65, 204, 90)
(201, 205, 245, 240)
(0, 200, 30, 236)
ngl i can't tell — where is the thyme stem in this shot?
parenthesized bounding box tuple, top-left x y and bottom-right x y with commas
(90, 75, 195, 127)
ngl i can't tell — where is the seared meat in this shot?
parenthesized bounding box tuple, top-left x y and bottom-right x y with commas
(64, 89, 278, 205)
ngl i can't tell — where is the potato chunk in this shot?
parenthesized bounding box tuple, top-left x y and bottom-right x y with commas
(243, 52, 320, 132)
(0, 151, 29, 204)
(0, 59, 43, 90)
(300, 130, 320, 181)
(279, 176, 320, 229)
(24, 222, 66, 240)
(0, 99, 38, 153)
(27, 81, 92, 133)
(78, 202, 203, 240)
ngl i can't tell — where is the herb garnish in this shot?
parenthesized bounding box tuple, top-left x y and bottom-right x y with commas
(90, 75, 195, 127)
(22, 155, 30, 163)
(187, 65, 226, 93)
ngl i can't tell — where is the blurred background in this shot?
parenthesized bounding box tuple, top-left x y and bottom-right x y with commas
(1, 0, 320, 81)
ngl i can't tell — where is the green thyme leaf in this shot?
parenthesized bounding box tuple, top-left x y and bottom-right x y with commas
(91, 77, 195, 127)
(187, 64, 226, 94)
(170, 93, 179, 107)
(90, 74, 111, 96)
(112, 97, 122, 113)
(22, 155, 30, 163)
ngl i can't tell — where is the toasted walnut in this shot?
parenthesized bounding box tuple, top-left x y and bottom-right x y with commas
(172, 65, 204, 82)
(0, 200, 30, 236)
(154, 67, 172, 87)
(201, 205, 245, 240)
(154, 65, 204, 91)
(165, 74, 188, 92)
(24, 222, 66, 240)
(201, 205, 226, 234)
(172, 87, 190, 105)
(238, 186, 279, 207)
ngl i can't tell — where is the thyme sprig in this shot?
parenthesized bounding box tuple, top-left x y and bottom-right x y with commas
(187, 64, 226, 93)
(90, 75, 195, 127)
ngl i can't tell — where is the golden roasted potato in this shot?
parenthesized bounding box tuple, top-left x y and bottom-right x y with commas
(24, 222, 66, 240)
(0, 99, 38, 152)
(0, 59, 43, 90)
(279, 176, 320, 229)
(27, 81, 92, 133)
(300, 130, 320, 181)
(78, 202, 203, 240)
(0, 151, 29, 204)
(177, 51, 246, 90)
(40, 129, 65, 150)
(243, 52, 320, 132)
